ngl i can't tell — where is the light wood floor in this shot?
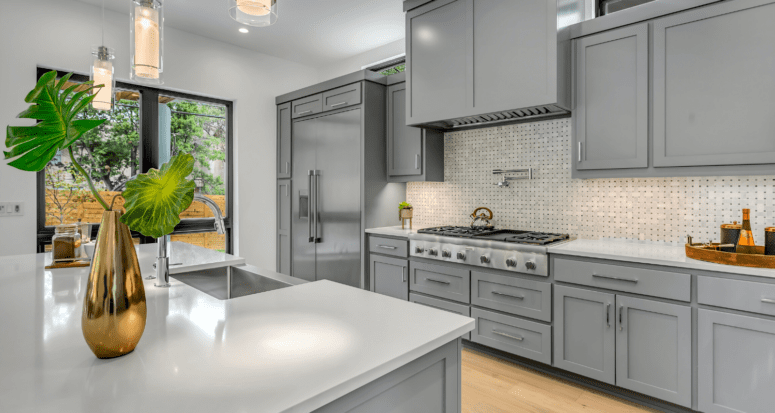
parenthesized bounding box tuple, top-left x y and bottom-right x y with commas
(462, 349, 662, 413)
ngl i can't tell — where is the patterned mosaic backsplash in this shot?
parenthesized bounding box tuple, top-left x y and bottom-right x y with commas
(406, 118, 775, 245)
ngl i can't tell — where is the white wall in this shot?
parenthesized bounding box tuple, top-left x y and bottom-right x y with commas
(317, 39, 405, 82)
(0, 0, 318, 268)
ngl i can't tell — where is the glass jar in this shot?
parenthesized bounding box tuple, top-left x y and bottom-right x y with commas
(52, 224, 83, 263)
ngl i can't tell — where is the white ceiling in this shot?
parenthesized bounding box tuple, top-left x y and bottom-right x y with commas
(77, 0, 406, 67)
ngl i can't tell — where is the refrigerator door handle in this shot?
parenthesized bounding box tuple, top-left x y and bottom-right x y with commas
(308, 171, 314, 243)
(314, 171, 321, 243)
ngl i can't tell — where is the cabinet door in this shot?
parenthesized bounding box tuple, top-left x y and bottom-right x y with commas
(653, 0, 775, 167)
(370, 255, 409, 300)
(277, 103, 292, 178)
(277, 180, 292, 275)
(472, 0, 557, 114)
(575, 23, 648, 170)
(698, 309, 775, 413)
(615, 296, 691, 408)
(406, 0, 469, 124)
(553, 285, 616, 384)
(387, 83, 423, 177)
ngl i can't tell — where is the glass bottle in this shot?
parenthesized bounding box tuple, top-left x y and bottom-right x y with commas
(736, 209, 757, 254)
(52, 224, 83, 263)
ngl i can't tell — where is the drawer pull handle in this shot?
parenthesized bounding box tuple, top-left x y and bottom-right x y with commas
(377, 245, 397, 250)
(492, 291, 524, 300)
(593, 273, 638, 283)
(330, 101, 347, 108)
(402, 266, 406, 283)
(493, 330, 524, 341)
(606, 303, 611, 327)
(426, 278, 451, 285)
(298, 110, 313, 115)
(762, 298, 775, 304)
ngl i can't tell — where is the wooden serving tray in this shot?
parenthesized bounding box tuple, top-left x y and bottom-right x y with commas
(685, 244, 775, 269)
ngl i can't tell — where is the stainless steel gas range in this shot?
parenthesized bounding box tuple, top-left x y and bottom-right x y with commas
(409, 226, 572, 277)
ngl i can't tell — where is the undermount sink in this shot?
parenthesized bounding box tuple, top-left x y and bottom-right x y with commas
(171, 265, 304, 300)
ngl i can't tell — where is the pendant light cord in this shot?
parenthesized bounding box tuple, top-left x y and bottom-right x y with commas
(101, 0, 105, 45)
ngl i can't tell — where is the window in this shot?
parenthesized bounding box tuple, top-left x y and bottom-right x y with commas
(36, 68, 233, 253)
(363, 55, 406, 77)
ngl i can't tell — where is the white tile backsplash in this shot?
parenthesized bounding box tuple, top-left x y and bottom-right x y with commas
(406, 118, 775, 244)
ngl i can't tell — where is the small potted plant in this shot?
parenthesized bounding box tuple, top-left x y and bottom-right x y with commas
(399, 202, 413, 229)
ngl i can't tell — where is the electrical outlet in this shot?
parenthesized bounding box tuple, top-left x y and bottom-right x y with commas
(0, 203, 7, 215)
(9, 202, 24, 216)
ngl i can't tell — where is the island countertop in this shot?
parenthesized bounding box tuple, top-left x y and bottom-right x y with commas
(0, 244, 473, 413)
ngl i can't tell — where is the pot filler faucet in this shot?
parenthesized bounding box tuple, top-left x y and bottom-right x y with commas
(154, 180, 226, 287)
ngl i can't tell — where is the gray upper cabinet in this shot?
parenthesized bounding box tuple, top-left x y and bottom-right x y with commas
(291, 94, 323, 119)
(575, 23, 648, 170)
(698, 309, 775, 413)
(553, 285, 616, 384)
(616, 295, 691, 408)
(322, 83, 362, 112)
(653, 0, 775, 167)
(277, 102, 292, 178)
(370, 255, 409, 301)
(387, 82, 444, 182)
(406, 0, 469, 125)
(277, 180, 292, 275)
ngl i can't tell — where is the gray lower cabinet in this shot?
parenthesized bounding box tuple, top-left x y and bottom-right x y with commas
(277, 180, 291, 275)
(410, 261, 471, 304)
(574, 23, 648, 170)
(698, 309, 775, 413)
(371, 255, 409, 301)
(471, 308, 552, 365)
(653, 0, 775, 167)
(471, 271, 552, 322)
(554, 285, 616, 384)
(277, 102, 292, 178)
(616, 295, 691, 408)
(387, 82, 443, 182)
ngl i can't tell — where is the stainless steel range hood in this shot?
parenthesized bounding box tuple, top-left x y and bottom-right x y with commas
(404, 0, 593, 131)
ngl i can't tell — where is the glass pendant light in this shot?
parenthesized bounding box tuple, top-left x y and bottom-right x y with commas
(228, 0, 278, 27)
(130, 0, 164, 84)
(91, 0, 115, 111)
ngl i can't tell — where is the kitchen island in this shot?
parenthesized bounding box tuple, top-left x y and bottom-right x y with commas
(0, 243, 473, 413)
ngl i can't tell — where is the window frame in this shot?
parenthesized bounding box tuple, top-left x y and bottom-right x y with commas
(35, 67, 234, 253)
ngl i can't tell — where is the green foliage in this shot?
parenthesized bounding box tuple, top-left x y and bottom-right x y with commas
(45, 164, 88, 225)
(4, 71, 106, 172)
(70, 100, 140, 191)
(120, 154, 196, 238)
(380, 64, 406, 77)
(399, 201, 412, 210)
(168, 101, 227, 195)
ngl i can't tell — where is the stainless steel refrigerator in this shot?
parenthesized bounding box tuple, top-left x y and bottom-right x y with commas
(292, 108, 363, 286)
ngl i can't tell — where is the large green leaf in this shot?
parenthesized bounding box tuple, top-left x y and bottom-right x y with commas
(120, 154, 196, 238)
(4, 71, 106, 172)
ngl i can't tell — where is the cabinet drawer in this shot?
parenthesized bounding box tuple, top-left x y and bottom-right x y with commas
(410, 261, 470, 304)
(471, 308, 552, 365)
(471, 271, 551, 322)
(699, 276, 775, 317)
(410, 293, 471, 340)
(369, 236, 408, 258)
(553, 257, 690, 301)
(322, 83, 361, 111)
(291, 94, 323, 118)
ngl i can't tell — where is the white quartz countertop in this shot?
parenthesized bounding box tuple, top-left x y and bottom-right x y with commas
(365, 226, 420, 238)
(550, 238, 775, 278)
(0, 244, 473, 413)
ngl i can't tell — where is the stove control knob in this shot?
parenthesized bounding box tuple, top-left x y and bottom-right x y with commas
(415, 246, 424, 254)
(525, 260, 537, 270)
(480, 255, 491, 264)
(428, 248, 438, 256)
(441, 249, 452, 258)
(456, 251, 466, 260)
(506, 258, 517, 268)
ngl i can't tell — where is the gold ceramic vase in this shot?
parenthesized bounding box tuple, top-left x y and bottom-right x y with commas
(82, 210, 147, 359)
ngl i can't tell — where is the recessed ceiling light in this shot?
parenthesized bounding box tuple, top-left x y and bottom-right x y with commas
(239, 27, 249, 33)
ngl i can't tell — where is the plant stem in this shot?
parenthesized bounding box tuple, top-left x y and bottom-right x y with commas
(68, 146, 110, 211)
